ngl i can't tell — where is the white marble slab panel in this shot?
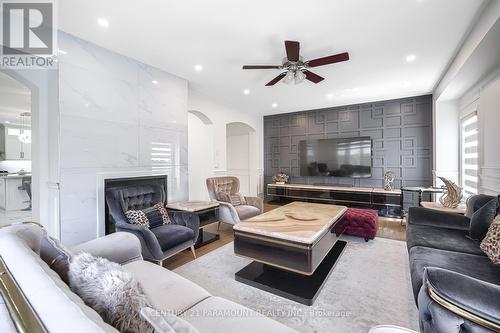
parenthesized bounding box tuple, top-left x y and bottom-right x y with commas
(58, 32, 139, 83)
(139, 124, 187, 167)
(59, 62, 139, 124)
(60, 114, 139, 169)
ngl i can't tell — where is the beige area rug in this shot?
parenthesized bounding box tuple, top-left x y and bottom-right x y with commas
(174, 235, 419, 333)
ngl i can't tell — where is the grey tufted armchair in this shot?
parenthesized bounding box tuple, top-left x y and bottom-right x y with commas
(106, 184, 199, 265)
(206, 176, 263, 226)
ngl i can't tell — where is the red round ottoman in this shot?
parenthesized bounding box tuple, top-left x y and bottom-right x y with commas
(335, 208, 378, 241)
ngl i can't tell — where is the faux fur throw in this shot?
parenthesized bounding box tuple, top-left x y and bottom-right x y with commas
(68, 253, 153, 333)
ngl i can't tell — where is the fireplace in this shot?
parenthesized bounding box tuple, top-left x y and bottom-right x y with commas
(104, 175, 168, 235)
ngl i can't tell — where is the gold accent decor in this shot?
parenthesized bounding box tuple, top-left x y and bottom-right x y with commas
(428, 285, 500, 332)
(438, 176, 463, 208)
(0, 257, 47, 333)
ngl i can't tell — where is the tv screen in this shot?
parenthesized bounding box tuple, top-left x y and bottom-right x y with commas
(299, 137, 372, 178)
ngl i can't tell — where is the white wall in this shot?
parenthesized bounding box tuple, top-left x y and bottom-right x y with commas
(188, 91, 264, 197)
(434, 101, 459, 184)
(478, 74, 500, 194)
(187, 112, 214, 200)
(58, 32, 189, 245)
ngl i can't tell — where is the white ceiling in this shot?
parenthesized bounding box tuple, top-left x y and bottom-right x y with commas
(58, 0, 486, 115)
(0, 72, 31, 124)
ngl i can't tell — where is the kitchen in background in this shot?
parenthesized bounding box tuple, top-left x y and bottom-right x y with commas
(0, 72, 32, 225)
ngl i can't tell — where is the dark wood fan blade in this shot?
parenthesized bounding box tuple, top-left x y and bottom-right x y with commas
(304, 70, 324, 83)
(285, 40, 300, 62)
(242, 65, 282, 69)
(307, 52, 349, 67)
(265, 72, 287, 86)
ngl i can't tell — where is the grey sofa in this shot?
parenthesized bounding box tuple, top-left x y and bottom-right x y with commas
(0, 223, 297, 333)
(206, 176, 263, 225)
(106, 184, 199, 264)
(406, 194, 500, 332)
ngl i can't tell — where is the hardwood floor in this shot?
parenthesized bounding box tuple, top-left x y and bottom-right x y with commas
(163, 201, 406, 270)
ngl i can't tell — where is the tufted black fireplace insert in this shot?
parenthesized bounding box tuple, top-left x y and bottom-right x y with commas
(104, 175, 167, 235)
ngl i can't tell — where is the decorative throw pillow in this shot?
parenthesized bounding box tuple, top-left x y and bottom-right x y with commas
(140, 307, 200, 333)
(480, 216, 500, 265)
(469, 198, 499, 241)
(142, 203, 171, 228)
(125, 210, 150, 228)
(68, 253, 153, 333)
(39, 232, 73, 284)
(216, 192, 246, 206)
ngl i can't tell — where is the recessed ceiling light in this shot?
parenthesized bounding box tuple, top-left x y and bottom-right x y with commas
(97, 18, 109, 28)
(406, 54, 416, 63)
(152, 80, 159, 85)
(243, 89, 250, 95)
(326, 93, 334, 99)
(194, 64, 203, 72)
(271, 103, 278, 108)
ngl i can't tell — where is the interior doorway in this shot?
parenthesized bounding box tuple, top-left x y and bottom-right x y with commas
(0, 72, 33, 226)
(226, 122, 257, 196)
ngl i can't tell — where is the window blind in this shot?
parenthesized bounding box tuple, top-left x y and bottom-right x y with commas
(461, 112, 478, 197)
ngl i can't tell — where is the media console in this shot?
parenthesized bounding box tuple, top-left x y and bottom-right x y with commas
(267, 183, 402, 218)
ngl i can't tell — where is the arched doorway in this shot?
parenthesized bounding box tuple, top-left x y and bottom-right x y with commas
(226, 122, 257, 196)
(188, 111, 214, 200)
(0, 72, 33, 225)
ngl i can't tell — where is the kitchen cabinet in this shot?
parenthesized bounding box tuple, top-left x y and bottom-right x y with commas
(0, 125, 31, 160)
(0, 175, 31, 211)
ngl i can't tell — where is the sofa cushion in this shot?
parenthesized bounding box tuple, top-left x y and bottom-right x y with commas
(151, 224, 194, 251)
(408, 246, 500, 301)
(39, 232, 73, 283)
(469, 198, 498, 240)
(180, 296, 297, 333)
(0, 224, 117, 333)
(406, 223, 484, 256)
(235, 205, 261, 221)
(123, 260, 210, 313)
(465, 194, 497, 218)
(481, 216, 500, 265)
(143, 203, 171, 228)
(68, 253, 153, 333)
(216, 192, 246, 206)
(125, 210, 150, 227)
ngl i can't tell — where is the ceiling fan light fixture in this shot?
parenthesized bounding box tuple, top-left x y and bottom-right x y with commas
(283, 70, 306, 85)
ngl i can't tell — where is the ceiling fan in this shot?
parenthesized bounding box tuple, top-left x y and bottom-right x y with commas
(242, 40, 349, 86)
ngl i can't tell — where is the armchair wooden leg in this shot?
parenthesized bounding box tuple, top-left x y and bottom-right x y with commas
(217, 221, 221, 231)
(190, 245, 196, 259)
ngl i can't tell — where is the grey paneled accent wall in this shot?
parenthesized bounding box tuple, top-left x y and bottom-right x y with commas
(264, 95, 433, 191)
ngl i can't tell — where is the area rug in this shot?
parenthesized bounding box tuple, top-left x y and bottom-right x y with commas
(174, 236, 418, 333)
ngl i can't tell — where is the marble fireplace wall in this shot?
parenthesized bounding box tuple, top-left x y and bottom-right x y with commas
(58, 32, 188, 245)
(263, 95, 433, 194)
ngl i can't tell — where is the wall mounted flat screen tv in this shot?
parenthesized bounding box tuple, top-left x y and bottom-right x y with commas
(299, 137, 372, 178)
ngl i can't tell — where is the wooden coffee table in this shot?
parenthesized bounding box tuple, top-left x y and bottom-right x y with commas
(233, 201, 348, 305)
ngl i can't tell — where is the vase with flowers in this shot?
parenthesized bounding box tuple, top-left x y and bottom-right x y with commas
(272, 171, 289, 185)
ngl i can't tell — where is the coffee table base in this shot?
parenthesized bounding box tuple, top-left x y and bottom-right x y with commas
(235, 240, 347, 306)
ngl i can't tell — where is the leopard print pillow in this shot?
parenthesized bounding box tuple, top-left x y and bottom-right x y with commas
(152, 202, 171, 224)
(480, 215, 500, 265)
(125, 210, 150, 228)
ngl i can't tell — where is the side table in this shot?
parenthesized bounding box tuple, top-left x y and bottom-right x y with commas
(166, 201, 220, 249)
